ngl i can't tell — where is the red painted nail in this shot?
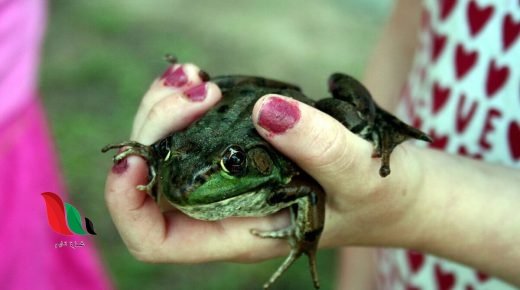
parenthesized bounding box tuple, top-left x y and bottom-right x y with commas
(162, 66, 188, 87)
(257, 96, 300, 134)
(112, 158, 128, 174)
(184, 83, 207, 102)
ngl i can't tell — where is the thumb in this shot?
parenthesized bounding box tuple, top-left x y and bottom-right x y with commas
(252, 94, 377, 188)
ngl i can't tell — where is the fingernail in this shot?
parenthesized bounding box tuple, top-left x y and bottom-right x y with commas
(162, 66, 188, 87)
(257, 96, 301, 134)
(184, 83, 207, 102)
(112, 158, 128, 174)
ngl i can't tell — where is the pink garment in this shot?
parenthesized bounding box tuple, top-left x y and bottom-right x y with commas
(0, 0, 42, 124)
(0, 1, 112, 289)
(376, 0, 519, 289)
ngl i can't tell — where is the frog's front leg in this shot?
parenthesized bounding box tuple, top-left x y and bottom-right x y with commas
(101, 141, 158, 194)
(251, 179, 325, 289)
(323, 72, 432, 177)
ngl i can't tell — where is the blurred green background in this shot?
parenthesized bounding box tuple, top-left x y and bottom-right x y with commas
(40, 1, 390, 289)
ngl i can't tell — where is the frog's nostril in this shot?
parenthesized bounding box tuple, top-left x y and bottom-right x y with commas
(192, 174, 208, 185)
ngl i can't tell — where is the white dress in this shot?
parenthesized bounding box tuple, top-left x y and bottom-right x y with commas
(376, 0, 520, 289)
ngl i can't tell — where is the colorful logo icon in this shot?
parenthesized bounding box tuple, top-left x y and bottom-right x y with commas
(41, 192, 97, 236)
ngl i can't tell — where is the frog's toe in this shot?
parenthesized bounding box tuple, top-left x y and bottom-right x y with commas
(102, 141, 152, 163)
(250, 227, 294, 239)
(113, 149, 134, 162)
(136, 183, 153, 192)
(263, 249, 302, 290)
(135, 166, 157, 195)
(379, 165, 391, 177)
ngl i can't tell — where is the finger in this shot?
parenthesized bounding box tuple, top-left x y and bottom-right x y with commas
(105, 153, 292, 264)
(104, 155, 168, 258)
(131, 63, 210, 140)
(134, 82, 221, 145)
(251, 94, 376, 188)
(150, 210, 292, 263)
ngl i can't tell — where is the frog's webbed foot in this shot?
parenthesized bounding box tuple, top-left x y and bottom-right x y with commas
(101, 141, 157, 194)
(251, 180, 325, 289)
(251, 227, 320, 289)
(324, 72, 431, 177)
(372, 108, 432, 177)
(250, 227, 294, 240)
(250, 227, 300, 289)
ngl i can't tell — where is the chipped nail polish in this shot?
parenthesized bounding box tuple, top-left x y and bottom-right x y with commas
(184, 83, 207, 102)
(258, 96, 301, 134)
(112, 158, 128, 174)
(162, 66, 188, 87)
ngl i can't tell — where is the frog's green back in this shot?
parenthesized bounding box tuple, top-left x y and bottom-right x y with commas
(161, 76, 313, 204)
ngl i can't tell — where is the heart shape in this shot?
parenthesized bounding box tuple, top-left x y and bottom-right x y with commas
(407, 250, 425, 273)
(467, 0, 494, 37)
(476, 271, 489, 283)
(485, 60, 510, 97)
(435, 264, 456, 290)
(429, 129, 449, 150)
(508, 121, 520, 160)
(431, 31, 447, 62)
(455, 44, 478, 79)
(440, 0, 457, 20)
(503, 13, 520, 51)
(432, 81, 451, 114)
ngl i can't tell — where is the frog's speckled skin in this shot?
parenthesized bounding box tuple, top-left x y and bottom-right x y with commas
(102, 72, 431, 290)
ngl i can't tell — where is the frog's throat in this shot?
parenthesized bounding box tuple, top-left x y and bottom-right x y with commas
(171, 189, 296, 221)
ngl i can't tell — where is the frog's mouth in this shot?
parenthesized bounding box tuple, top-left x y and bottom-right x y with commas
(168, 164, 221, 204)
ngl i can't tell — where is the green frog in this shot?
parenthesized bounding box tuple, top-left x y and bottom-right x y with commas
(102, 72, 431, 289)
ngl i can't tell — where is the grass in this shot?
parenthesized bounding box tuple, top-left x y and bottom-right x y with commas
(40, 1, 387, 289)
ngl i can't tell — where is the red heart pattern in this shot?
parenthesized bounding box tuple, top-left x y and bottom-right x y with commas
(429, 129, 449, 150)
(377, 1, 519, 289)
(508, 121, 520, 160)
(454, 43, 478, 79)
(432, 81, 451, 114)
(485, 60, 510, 97)
(503, 13, 520, 51)
(431, 31, 447, 62)
(440, 0, 457, 20)
(467, 0, 494, 37)
(435, 264, 455, 290)
(476, 271, 490, 283)
(407, 250, 425, 273)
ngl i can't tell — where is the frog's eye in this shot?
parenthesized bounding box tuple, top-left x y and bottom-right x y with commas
(154, 137, 172, 160)
(220, 145, 247, 176)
